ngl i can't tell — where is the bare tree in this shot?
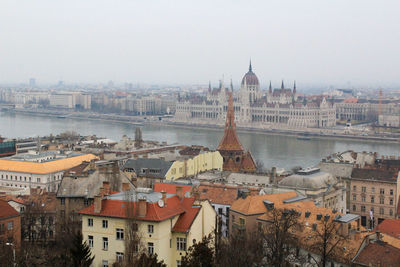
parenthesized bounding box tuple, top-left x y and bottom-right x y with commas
(261, 208, 304, 266)
(308, 218, 349, 267)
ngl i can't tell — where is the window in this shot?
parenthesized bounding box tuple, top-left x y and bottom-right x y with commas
(88, 236, 93, 248)
(132, 223, 138, 231)
(102, 260, 108, 267)
(371, 196, 374, 203)
(116, 252, 124, 263)
(361, 196, 366, 202)
(116, 228, 124, 240)
(352, 205, 356, 211)
(84, 198, 89, 206)
(239, 217, 245, 226)
(148, 242, 154, 255)
(102, 220, 108, 228)
(380, 188, 385, 195)
(177, 237, 187, 251)
(353, 185, 356, 191)
(390, 209, 393, 216)
(371, 187, 375, 193)
(362, 186, 366, 193)
(148, 224, 154, 233)
(177, 260, 182, 267)
(0, 224, 4, 234)
(380, 197, 384, 204)
(60, 198, 65, 205)
(88, 218, 93, 227)
(102, 237, 108, 250)
(390, 198, 393, 205)
(390, 189, 393, 195)
(218, 208, 223, 215)
(380, 208, 384, 215)
(353, 195, 356, 201)
(37, 178, 41, 183)
(7, 221, 13, 230)
(361, 206, 366, 212)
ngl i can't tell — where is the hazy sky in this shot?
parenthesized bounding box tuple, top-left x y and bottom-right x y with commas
(1, 0, 399, 88)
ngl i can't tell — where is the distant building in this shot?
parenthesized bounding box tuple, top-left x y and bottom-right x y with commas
(0, 152, 98, 192)
(0, 140, 16, 158)
(175, 63, 336, 128)
(29, 78, 36, 87)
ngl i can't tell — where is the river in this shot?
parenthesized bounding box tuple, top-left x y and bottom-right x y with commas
(1, 112, 399, 170)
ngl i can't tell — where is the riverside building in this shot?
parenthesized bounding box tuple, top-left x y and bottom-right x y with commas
(174, 62, 336, 129)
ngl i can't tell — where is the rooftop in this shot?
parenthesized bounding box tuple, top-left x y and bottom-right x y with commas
(374, 219, 400, 239)
(0, 199, 20, 219)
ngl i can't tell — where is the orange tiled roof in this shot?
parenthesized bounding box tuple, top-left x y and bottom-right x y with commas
(0, 154, 98, 174)
(172, 198, 200, 233)
(353, 242, 400, 266)
(0, 195, 26, 205)
(79, 195, 198, 223)
(0, 199, 20, 219)
(230, 192, 297, 215)
(240, 152, 257, 172)
(374, 219, 400, 239)
(198, 183, 258, 205)
(153, 183, 192, 195)
(344, 98, 358, 103)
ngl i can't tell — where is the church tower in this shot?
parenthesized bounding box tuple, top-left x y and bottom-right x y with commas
(217, 92, 257, 172)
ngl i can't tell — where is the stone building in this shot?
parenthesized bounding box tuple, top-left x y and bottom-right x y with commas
(174, 63, 336, 128)
(350, 160, 400, 228)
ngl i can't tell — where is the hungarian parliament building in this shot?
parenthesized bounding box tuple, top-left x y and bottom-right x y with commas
(174, 63, 336, 129)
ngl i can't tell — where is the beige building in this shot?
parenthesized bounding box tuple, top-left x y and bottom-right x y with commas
(350, 164, 400, 228)
(79, 187, 216, 267)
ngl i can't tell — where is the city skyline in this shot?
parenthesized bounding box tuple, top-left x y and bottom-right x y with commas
(0, 1, 400, 87)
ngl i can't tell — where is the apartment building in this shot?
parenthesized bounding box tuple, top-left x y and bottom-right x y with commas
(0, 152, 97, 192)
(79, 187, 216, 267)
(350, 163, 400, 228)
(0, 199, 21, 247)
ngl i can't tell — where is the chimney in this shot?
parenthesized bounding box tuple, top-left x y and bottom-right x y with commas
(89, 159, 96, 170)
(193, 190, 200, 201)
(176, 186, 184, 200)
(138, 198, 147, 217)
(376, 231, 381, 240)
(103, 181, 110, 195)
(161, 191, 167, 207)
(122, 183, 130, 192)
(94, 195, 102, 213)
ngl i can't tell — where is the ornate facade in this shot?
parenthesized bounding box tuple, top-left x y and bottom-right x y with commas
(217, 92, 256, 173)
(174, 63, 336, 128)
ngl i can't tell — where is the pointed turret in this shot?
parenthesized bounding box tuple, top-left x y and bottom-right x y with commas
(249, 59, 252, 72)
(269, 81, 272, 94)
(208, 81, 211, 93)
(281, 80, 285, 90)
(217, 92, 243, 151)
(230, 79, 234, 92)
(293, 80, 296, 94)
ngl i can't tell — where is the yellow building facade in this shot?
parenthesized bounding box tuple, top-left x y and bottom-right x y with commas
(80, 192, 216, 267)
(166, 151, 223, 181)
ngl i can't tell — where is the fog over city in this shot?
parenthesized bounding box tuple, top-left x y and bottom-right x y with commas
(1, 0, 400, 88)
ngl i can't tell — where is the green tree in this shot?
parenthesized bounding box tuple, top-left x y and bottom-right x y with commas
(181, 235, 215, 267)
(133, 253, 166, 267)
(70, 231, 95, 267)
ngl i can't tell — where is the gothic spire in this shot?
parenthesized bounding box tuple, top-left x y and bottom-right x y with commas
(269, 81, 272, 93)
(230, 78, 234, 92)
(249, 59, 252, 72)
(208, 81, 211, 93)
(281, 80, 285, 89)
(293, 80, 296, 94)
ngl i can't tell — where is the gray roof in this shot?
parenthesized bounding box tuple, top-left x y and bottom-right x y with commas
(334, 213, 360, 223)
(279, 170, 337, 190)
(122, 158, 173, 179)
(106, 189, 175, 203)
(57, 169, 131, 198)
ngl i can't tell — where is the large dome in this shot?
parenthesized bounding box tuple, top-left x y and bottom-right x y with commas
(241, 62, 259, 86)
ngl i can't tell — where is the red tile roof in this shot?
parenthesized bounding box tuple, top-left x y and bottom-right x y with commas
(374, 219, 400, 239)
(198, 184, 258, 205)
(353, 241, 400, 266)
(344, 98, 358, 103)
(0, 199, 19, 219)
(172, 198, 201, 233)
(153, 183, 192, 195)
(79, 194, 200, 233)
(0, 195, 26, 205)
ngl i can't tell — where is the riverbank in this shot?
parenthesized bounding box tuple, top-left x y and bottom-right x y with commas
(8, 108, 400, 144)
